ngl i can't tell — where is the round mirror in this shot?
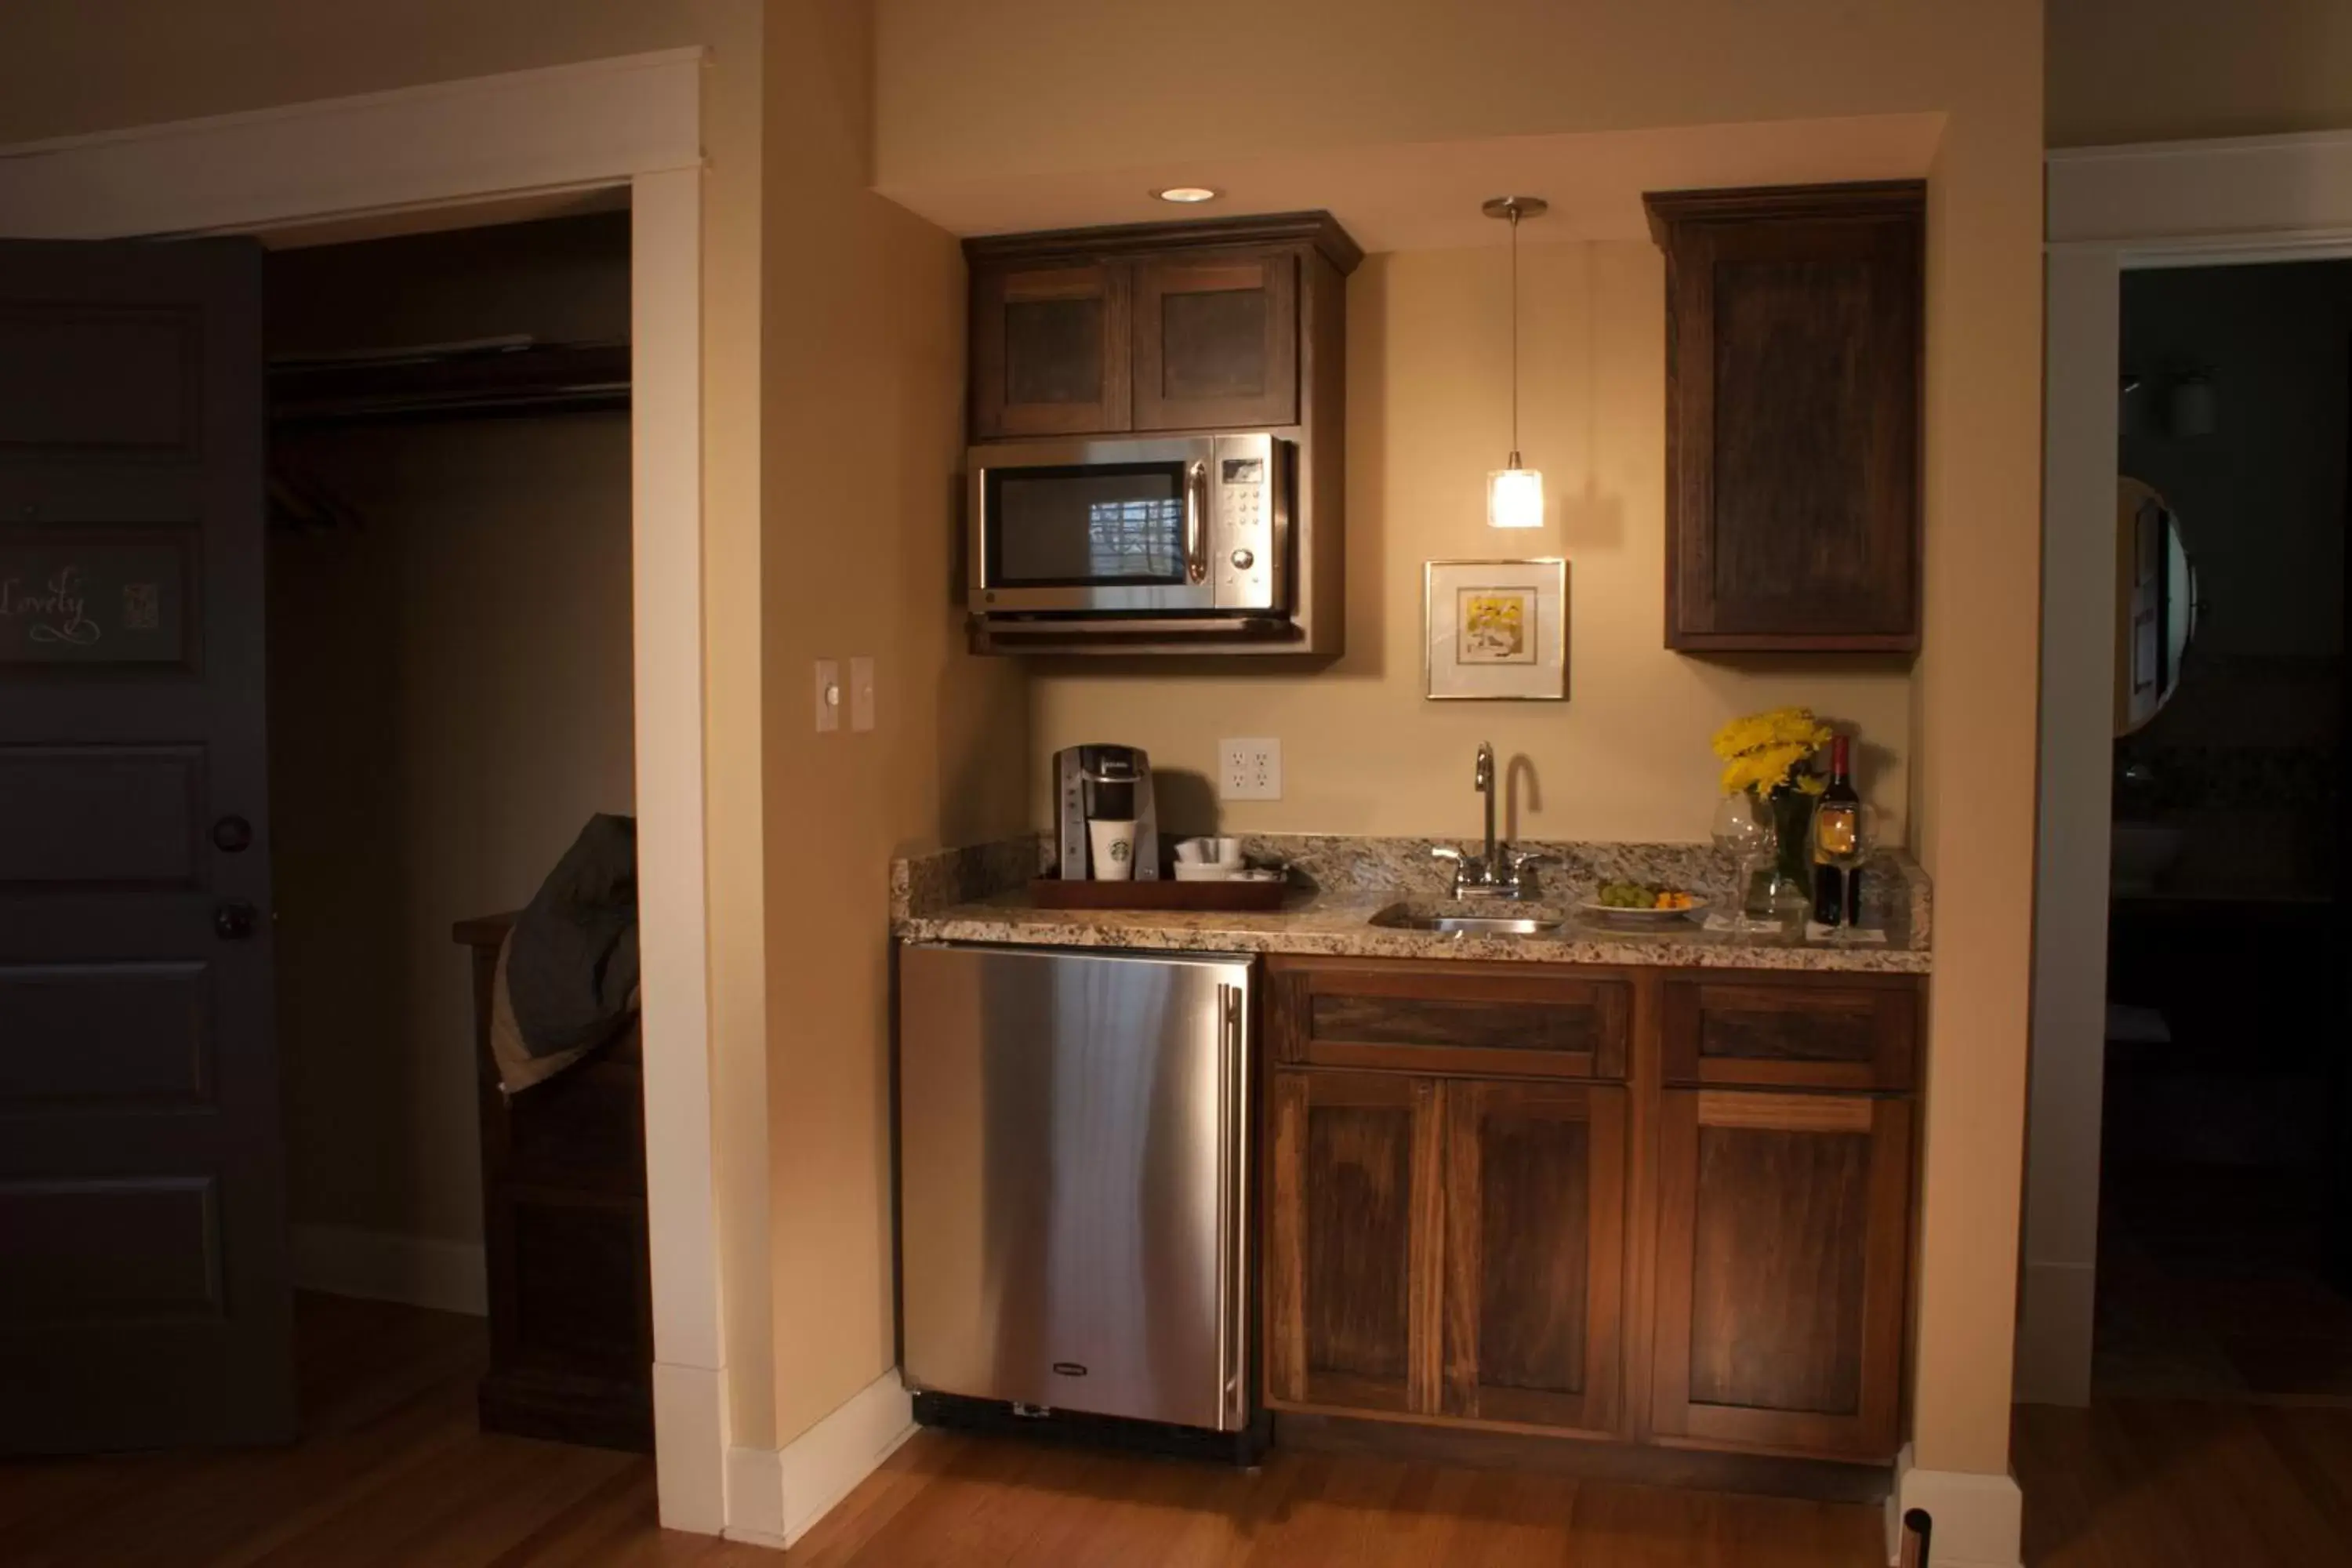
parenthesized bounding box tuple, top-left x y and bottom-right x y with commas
(2114, 476, 2198, 735)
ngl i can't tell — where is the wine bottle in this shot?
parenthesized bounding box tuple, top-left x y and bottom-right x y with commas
(1812, 735, 1862, 924)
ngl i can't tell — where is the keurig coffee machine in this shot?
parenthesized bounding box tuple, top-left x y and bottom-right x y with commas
(1052, 745, 1160, 880)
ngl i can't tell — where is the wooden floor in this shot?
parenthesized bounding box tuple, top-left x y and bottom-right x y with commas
(4, 1294, 2350, 1565)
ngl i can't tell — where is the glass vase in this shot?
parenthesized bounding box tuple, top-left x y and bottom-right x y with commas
(1755, 787, 1815, 916)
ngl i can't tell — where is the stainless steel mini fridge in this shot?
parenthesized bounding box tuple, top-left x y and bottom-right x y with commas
(897, 943, 1252, 1432)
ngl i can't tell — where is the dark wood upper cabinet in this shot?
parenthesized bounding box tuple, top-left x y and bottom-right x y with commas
(1443, 1080, 1627, 1435)
(1646, 183, 1924, 653)
(964, 212, 1358, 442)
(971, 261, 1129, 439)
(1650, 1088, 1911, 1461)
(1132, 251, 1297, 430)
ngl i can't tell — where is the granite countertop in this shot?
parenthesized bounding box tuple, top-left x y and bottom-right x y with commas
(891, 833, 1931, 975)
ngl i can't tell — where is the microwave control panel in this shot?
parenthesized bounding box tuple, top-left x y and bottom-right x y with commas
(1212, 434, 1282, 612)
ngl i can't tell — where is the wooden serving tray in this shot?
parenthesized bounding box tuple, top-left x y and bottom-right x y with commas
(1029, 876, 1287, 913)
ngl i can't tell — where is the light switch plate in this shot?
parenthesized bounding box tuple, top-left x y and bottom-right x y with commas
(1219, 738, 1282, 800)
(849, 656, 876, 732)
(813, 659, 840, 733)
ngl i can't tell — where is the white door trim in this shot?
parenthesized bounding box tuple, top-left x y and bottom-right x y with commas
(0, 49, 729, 1533)
(2027, 128, 2352, 1407)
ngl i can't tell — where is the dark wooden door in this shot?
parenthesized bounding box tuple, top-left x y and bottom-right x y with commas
(1442, 1080, 1626, 1434)
(0, 239, 291, 1452)
(1650, 183, 1922, 652)
(1131, 251, 1297, 431)
(1265, 1068, 1442, 1416)
(971, 261, 1130, 438)
(1650, 1088, 1911, 1461)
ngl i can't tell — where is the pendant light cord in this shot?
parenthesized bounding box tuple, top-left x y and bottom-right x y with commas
(1508, 205, 1522, 468)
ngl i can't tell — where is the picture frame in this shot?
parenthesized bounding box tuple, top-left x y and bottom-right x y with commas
(1424, 557, 1569, 701)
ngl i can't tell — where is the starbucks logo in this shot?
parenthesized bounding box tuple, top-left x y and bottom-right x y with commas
(1108, 840, 1131, 864)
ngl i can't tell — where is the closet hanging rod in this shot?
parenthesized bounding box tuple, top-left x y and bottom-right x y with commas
(268, 339, 629, 426)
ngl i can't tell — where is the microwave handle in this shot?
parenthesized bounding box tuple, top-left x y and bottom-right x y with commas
(1184, 459, 1210, 584)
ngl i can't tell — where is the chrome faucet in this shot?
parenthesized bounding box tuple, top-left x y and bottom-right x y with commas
(1432, 742, 1556, 899)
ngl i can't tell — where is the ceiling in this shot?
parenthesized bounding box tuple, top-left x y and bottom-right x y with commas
(879, 113, 1944, 252)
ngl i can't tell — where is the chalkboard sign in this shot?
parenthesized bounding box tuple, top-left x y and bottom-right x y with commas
(0, 535, 191, 666)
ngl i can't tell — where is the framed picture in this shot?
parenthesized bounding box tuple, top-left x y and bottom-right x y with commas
(1425, 558, 1568, 701)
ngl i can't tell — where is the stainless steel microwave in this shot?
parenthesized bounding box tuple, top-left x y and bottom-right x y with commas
(967, 433, 1291, 621)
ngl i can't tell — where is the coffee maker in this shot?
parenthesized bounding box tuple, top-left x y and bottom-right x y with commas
(1053, 744, 1160, 881)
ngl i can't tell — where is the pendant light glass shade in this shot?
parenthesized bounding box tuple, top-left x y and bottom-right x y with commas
(1487, 462, 1544, 528)
(1482, 195, 1547, 529)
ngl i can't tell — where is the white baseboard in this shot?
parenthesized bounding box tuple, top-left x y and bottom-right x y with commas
(721, 1367, 916, 1551)
(1889, 1444, 2024, 1567)
(290, 1223, 486, 1316)
(655, 1360, 728, 1535)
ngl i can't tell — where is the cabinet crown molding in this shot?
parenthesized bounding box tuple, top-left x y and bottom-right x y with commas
(1642, 180, 1926, 248)
(964, 209, 1365, 275)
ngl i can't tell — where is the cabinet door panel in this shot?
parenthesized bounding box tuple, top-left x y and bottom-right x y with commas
(1651, 184, 1922, 652)
(972, 262, 1129, 437)
(1265, 1069, 1442, 1415)
(1661, 974, 1917, 1091)
(1134, 251, 1297, 430)
(1442, 1081, 1626, 1433)
(1651, 1089, 1910, 1460)
(1267, 958, 1630, 1080)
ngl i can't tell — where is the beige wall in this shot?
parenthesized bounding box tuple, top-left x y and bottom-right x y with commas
(880, 0, 2047, 1483)
(758, 0, 1031, 1445)
(0, 0, 783, 1448)
(2048, 0, 2352, 146)
(1033, 241, 1915, 844)
(267, 217, 635, 1250)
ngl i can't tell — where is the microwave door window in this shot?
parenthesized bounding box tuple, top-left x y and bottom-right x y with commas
(991, 465, 1188, 587)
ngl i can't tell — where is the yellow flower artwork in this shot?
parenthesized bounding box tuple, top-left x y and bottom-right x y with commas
(1457, 588, 1535, 664)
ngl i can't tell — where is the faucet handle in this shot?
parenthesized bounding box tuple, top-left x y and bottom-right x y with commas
(1502, 848, 1559, 891)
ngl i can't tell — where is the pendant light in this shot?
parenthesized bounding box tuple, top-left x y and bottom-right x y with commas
(1482, 195, 1548, 529)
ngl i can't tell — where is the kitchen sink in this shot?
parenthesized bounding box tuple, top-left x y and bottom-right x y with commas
(1370, 902, 1563, 937)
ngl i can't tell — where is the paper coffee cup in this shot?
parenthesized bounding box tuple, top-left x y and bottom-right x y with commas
(1088, 818, 1139, 881)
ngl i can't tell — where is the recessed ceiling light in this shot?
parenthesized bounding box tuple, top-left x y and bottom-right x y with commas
(1154, 186, 1220, 204)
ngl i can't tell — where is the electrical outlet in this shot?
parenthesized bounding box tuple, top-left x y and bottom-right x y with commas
(1219, 738, 1282, 800)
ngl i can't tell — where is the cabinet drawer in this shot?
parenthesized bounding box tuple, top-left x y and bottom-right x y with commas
(1661, 975, 1916, 1092)
(1269, 960, 1629, 1080)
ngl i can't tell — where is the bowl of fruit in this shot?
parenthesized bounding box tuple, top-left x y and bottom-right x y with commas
(1580, 882, 1709, 922)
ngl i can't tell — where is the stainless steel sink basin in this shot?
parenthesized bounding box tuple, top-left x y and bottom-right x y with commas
(1370, 903, 1563, 937)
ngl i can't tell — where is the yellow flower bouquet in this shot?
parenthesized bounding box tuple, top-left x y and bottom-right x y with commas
(1711, 706, 1832, 797)
(1711, 706, 1835, 913)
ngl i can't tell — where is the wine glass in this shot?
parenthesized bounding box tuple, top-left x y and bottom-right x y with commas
(1813, 797, 1871, 945)
(1710, 792, 1780, 936)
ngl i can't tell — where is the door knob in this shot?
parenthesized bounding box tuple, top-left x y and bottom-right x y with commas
(212, 815, 253, 854)
(213, 900, 258, 941)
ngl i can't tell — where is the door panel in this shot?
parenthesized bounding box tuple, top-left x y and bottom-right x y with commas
(1650, 1089, 1911, 1461)
(971, 263, 1131, 438)
(1132, 251, 1297, 430)
(1441, 1080, 1626, 1433)
(1265, 1069, 1442, 1415)
(0, 238, 288, 1453)
(1660, 974, 1917, 1091)
(1267, 957, 1631, 1080)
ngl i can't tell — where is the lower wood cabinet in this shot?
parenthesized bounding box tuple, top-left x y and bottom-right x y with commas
(1442, 1080, 1626, 1433)
(1649, 1088, 1911, 1461)
(1264, 1069, 1442, 1415)
(1262, 956, 1919, 1471)
(1265, 1068, 1624, 1435)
